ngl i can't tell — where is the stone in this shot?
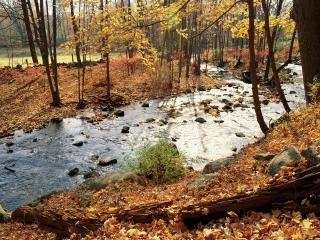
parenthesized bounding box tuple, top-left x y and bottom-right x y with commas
(121, 126, 130, 133)
(214, 120, 224, 124)
(146, 118, 155, 123)
(242, 71, 251, 83)
(187, 174, 215, 190)
(262, 99, 270, 105)
(232, 147, 237, 152)
(51, 117, 63, 123)
(72, 140, 84, 147)
(185, 88, 192, 94)
(83, 171, 100, 179)
(68, 167, 79, 176)
(5, 141, 14, 147)
(233, 102, 242, 108)
(33, 138, 38, 142)
(254, 153, 276, 161)
(101, 105, 113, 112)
(141, 102, 149, 107)
(7, 149, 13, 153)
(114, 109, 125, 117)
(84, 172, 144, 190)
(267, 146, 301, 176)
(98, 158, 118, 166)
(301, 142, 320, 166)
(195, 117, 206, 123)
(0, 205, 10, 223)
(203, 155, 238, 174)
(222, 105, 232, 111)
(235, 132, 245, 138)
(198, 85, 206, 91)
(289, 90, 297, 94)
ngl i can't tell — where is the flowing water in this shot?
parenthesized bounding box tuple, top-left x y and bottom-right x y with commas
(0, 64, 305, 211)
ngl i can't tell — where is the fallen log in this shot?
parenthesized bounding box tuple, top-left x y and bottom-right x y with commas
(12, 164, 320, 237)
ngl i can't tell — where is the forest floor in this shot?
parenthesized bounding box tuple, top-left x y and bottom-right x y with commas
(0, 61, 222, 137)
(1, 99, 320, 239)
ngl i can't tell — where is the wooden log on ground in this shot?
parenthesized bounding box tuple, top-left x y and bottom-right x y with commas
(11, 164, 320, 236)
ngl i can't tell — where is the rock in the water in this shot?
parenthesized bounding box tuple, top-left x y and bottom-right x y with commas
(195, 117, 206, 123)
(262, 99, 270, 105)
(235, 132, 245, 138)
(203, 155, 238, 174)
(114, 109, 125, 117)
(5, 141, 14, 147)
(7, 149, 13, 153)
(98, 158, 118, 166)
(0, 205, 10, 223)
(68, 167, 79, 176)
(214, 120, 224, 124)
(198, 85, 206, 91)
(33, 138, 38, 142)
(141, 102, 149, 107)
(83, 171, 100, 179)
(267, 146, 301, 176)
(185, 88, 192, 94)
(301, 142, 320, 165)
(51, 117, 63, 123)
(187, 174, 215, 190)
(146, 118, 155, 123)
(254, 153, 276, 161)
(84, 172, 144, 190)
(222, 104, 233, 111)
(242, 71, 251, 83)
(232, 147, 237, 152)
(121, 126, 130, 133)
(289, 90, 297, 94)
(72, 140, 84, 147)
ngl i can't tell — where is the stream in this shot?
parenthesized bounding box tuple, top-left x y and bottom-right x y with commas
(0, 64, 305, 211)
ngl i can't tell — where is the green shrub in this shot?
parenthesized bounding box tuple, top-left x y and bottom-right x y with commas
(309, 74, 320, 102)
(128, 140, 185, 182)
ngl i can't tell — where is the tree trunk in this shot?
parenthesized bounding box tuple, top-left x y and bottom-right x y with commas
(248, 0, 269, 134)
(293, 0, 320, 104)
(261, 0, 290, 113)
(69, 0, 82, 65)
(21, 0, 38, 64)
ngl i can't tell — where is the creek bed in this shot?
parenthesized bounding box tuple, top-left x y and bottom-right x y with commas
(0, 64, 305, 211)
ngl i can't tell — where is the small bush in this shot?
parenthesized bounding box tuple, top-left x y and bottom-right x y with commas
(128, 140, 185, 182)
(309, 74, 320, 102)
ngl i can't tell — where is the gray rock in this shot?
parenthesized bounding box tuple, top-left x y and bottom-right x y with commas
(141, 102, 149, 107)
(262, 99, 270, 105)
(83, 171, 100, 179)
(254, 153, 276, 161)
(72, 140, 84, 147)
(98, 158, 117, 166)
(203, 155, 238, 174)
(185, 88, 192, 94)
(114, 109, 125, 117)
(198, 85, 206, 91)
(187, 174, 215, 190)
(195, 117, 206, 123)
(84, 172, 144, 190)
(267, 146, 301, 176)
(121, 126, 130, 133)
(235, 132, 245, 138)
(5, 141, 14, 147)
(0, 205, 10, 223)
(301, 142, 320, 165)
(68, 167, 79, 176)
(146, 118, 155, 123)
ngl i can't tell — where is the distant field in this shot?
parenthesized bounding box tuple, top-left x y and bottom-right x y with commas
(0, 48, 102, 67)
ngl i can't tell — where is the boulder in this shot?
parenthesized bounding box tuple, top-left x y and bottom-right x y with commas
(203, 155, 238, 174)
(72, 140, 84, 147)
(84, 172, 144, 190)
(68, 167, 79, 176)
(198, 85, 206, 91)
(195, 117, 206, 123)
(145, 118, 155, 123)
(114, 110, 125, 117)
(185, 88, 192, 94)
(5, 141, 14, 147)
(141, 102, 149, 108)
(222, 105, 233, 111)
(235, 132, 245, 138)
(51, 117, 63, 123)
(83, 171, 100, 179)
(242, 71, 251, 83)
(98, 158, 118, 166)
(121, 126, 130, 133)
(187, 174, 215, 190)
(254, 153, 276, 161)
(301, 142, 320, 166)
(267, 146, 301, 176)
(0, 205, 10, 223)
